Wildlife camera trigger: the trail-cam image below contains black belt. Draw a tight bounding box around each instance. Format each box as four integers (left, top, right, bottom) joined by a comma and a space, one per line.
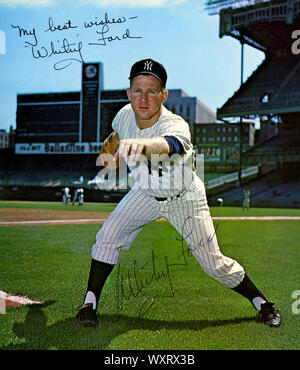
155, 188, 187, 202
155, 197, 170, 202
154, 175, 194, 202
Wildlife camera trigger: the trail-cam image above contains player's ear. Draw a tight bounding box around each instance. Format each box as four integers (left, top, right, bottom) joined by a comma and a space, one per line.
162, 89, 168, 104
127, 87, 132, 102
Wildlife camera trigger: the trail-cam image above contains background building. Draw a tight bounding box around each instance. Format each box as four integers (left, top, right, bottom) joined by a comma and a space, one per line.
193, 121, 255, 178
165, 89, 216, 133
0, 130, 9, 149
14, 62, 216, 155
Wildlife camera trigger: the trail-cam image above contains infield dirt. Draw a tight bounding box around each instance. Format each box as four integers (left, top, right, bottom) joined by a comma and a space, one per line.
0, 208, 110, 225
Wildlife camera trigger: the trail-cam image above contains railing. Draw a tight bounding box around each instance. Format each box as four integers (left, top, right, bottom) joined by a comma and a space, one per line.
220, 0, 300, 35
206, 0, 269, 16
205, 165, 259, 189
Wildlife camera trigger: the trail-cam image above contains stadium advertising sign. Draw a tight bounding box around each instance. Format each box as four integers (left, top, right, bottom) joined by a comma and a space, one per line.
196, 146, 221, 162
15, 142, 102, 154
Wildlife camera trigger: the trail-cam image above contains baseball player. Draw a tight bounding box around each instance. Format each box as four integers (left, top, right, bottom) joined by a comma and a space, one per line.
72, 188, 79, 206
76, 59, 281, 328
62, 187, 70, 205
78, 188, 84, 207
242, 188, 251, 210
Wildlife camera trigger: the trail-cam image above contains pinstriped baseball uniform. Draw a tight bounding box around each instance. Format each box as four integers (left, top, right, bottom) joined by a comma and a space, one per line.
112, 104, 195, 198
91, 104, 245, 288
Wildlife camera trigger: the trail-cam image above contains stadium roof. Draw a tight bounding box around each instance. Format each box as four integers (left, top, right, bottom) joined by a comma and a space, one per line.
205, 0, 271, 15
218, 0, 300, 52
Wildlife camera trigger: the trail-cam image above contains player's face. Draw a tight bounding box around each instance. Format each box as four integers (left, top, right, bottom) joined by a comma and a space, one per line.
127, 74, 168, 129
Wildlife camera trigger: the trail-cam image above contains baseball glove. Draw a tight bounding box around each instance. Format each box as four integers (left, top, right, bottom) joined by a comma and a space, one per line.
99, 131, 120, 169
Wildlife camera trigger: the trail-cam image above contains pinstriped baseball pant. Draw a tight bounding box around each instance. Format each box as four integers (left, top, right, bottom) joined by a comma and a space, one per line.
91, 177, 245, 288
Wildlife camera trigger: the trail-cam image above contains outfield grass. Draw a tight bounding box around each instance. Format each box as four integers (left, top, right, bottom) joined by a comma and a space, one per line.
0, 202, 299, 350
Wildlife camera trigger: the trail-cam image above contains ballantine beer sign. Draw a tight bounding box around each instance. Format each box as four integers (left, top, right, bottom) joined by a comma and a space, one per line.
15, 142, 102, 154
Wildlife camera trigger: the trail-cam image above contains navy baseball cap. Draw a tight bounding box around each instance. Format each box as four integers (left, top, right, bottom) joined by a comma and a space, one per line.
129, 58, 167, 87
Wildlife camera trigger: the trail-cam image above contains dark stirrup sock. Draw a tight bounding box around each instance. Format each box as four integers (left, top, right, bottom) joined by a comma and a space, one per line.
232, 274, 267, 309
84, 259, 114, 309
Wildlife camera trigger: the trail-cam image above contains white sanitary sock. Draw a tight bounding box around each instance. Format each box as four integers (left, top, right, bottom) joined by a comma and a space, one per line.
84, 291, 97, 309
252, 296, 266, 311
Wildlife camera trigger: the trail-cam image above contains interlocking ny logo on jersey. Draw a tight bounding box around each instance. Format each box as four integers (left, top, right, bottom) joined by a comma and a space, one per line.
144, 60, 153, 71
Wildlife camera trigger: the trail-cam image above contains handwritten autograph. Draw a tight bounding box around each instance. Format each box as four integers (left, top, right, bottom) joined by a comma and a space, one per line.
11, 14, 142, 70
89, 24, 142, 47
115, 217, 220, 317
116, 251, 174, 317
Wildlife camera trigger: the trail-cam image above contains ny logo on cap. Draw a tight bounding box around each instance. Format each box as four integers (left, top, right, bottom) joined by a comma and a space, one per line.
144, 60, 153, 71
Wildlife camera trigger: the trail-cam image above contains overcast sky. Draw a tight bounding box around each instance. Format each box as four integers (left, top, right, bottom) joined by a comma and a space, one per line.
0, 0, 265, 132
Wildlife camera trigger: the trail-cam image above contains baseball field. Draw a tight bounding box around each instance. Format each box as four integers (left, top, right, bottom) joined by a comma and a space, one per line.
0, 201, 299, 350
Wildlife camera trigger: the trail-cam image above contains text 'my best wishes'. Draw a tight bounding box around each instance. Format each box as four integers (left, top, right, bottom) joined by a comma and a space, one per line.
11, 13, 142, 70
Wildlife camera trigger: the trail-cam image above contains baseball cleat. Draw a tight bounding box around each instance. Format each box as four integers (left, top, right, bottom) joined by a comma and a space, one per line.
259, 302, 282, 327
76, 303, 98, 328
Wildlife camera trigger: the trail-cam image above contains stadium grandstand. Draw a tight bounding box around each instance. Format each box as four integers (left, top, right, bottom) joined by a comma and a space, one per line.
205, 0, 300, 208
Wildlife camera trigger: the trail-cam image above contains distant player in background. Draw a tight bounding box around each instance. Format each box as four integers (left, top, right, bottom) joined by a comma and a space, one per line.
62, 187, 71, 205
72, 188, 79, 206
78, 188, 84, 207
243, 189, 251, 210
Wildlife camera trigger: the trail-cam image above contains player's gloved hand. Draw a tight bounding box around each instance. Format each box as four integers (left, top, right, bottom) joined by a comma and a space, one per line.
99, 131, 120, 169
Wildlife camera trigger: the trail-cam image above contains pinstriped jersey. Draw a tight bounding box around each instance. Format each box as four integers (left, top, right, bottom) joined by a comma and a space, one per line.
112, 103, 196, 197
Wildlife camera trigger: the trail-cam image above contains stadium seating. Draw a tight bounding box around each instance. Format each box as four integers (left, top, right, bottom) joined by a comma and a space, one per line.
209, 166, 300, 208
218, 56, 300, 118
